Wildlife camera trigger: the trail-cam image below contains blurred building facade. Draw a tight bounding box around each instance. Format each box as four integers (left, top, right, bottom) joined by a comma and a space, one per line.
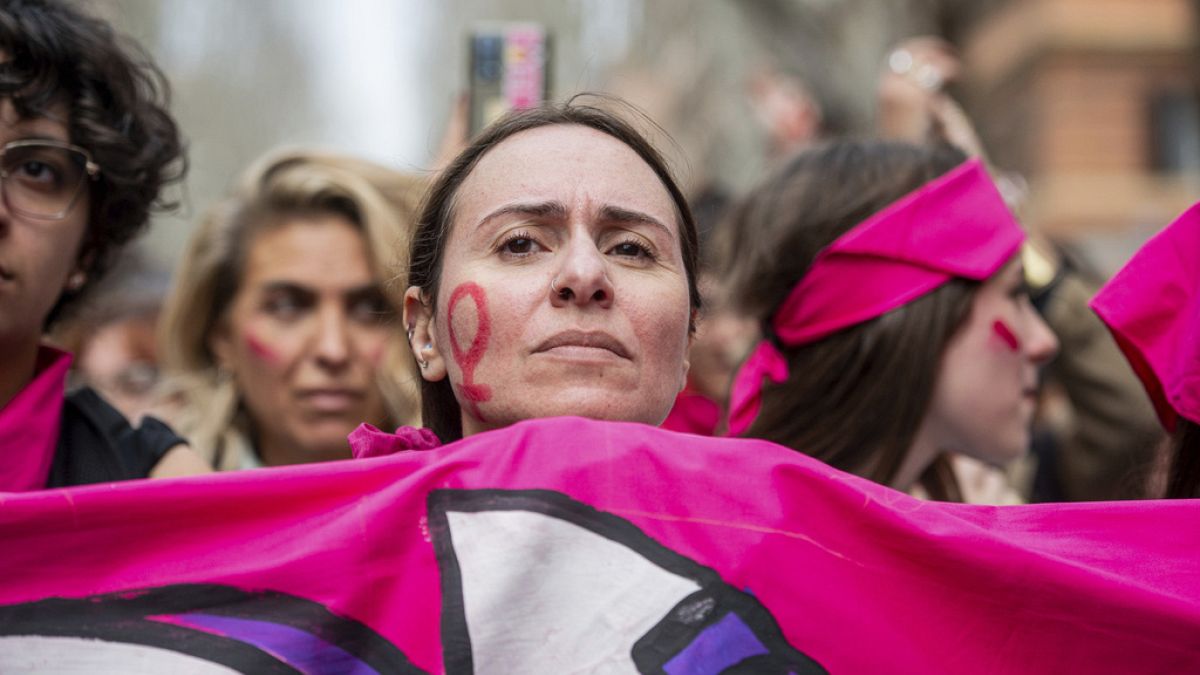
963, 0, 1200, 271
87, 0, 1199, 274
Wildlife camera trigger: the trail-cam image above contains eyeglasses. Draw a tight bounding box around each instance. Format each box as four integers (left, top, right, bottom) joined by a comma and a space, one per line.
0, 139, 100, 221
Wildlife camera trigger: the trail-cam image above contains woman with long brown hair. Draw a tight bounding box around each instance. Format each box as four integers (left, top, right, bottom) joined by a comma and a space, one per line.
720, 140, 1057, 500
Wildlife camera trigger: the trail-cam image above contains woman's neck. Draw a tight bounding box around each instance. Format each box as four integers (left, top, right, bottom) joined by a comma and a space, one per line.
890, 418, 942, 493
255, 430, 351, 467
0, 336, 42, 411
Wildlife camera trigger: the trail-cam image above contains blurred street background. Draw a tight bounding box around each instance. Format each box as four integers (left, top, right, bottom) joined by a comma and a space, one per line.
96, 0, 1200, 276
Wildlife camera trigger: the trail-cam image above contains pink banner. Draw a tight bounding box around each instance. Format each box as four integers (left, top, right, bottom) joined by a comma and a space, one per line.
1, 416, 1197, 673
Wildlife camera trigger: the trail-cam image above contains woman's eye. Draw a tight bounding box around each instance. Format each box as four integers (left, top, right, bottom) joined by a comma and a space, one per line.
1009, 282, 1033, 302
610, 239, 656, 261
505, 237, 534, 253
16, 160, 61, 186
498, 232, 543, 257
262, 294, 306, 320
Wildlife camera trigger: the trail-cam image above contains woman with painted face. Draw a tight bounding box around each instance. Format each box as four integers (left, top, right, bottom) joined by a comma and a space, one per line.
352, 98, 700, 452
720, 141, 1058, 501
0, 0, 210, 490
158, 150, 424, 470
1091, 202, 1200, 499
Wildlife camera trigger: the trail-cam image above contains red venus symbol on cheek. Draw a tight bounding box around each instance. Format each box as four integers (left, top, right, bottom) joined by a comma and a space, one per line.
447, 282, 493, 422
992, 319, 1020, 353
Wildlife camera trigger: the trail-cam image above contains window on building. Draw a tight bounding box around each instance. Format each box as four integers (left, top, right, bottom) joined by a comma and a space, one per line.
1149, 88, 1200, 173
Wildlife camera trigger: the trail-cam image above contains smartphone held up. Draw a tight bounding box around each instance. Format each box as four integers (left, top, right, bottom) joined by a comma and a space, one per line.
468, 23, 552, 136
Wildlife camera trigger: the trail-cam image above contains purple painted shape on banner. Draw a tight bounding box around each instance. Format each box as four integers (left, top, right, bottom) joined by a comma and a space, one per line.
663, 612, 768, 675
151, 612, 381, 675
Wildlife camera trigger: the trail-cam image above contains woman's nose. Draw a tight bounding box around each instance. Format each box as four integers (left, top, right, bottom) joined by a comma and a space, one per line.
549, 238, 614, 309
312, 308, 352, 370
1025, 311, 1059, 366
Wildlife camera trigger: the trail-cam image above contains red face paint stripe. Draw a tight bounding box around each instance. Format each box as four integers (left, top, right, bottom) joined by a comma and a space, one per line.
447, 282, 493, 421
992, 319, 1020, 352
245, 333, 280, 365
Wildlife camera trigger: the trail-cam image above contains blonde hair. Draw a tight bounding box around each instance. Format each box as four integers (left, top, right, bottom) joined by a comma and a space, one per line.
158, 149, 425, 469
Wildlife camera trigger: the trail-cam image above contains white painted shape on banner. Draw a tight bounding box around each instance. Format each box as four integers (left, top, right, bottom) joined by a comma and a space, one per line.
0, 635, 239, 675
447, 509, 701, 673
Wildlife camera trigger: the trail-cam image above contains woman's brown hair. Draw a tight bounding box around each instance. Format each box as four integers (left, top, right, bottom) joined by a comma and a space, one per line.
408, 96, 702, 443
719, 140, 974, 500
1165, 419, 1200, 498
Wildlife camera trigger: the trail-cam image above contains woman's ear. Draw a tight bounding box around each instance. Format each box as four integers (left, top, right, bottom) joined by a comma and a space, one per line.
404, 286, 448, 382
680, 311, 696, 393
63, 250, 96, 294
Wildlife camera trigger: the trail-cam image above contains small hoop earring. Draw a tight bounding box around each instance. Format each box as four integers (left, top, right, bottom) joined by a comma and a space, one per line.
418, 358, 429, 369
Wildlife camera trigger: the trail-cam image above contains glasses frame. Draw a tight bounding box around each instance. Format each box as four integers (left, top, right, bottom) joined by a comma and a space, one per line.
0, 139, 101, 221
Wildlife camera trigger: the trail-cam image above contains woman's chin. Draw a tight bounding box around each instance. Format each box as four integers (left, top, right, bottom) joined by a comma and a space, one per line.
475, 392, 674, 430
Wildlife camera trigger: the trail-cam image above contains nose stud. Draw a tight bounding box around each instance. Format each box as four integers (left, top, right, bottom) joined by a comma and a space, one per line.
550, 278, 572, 300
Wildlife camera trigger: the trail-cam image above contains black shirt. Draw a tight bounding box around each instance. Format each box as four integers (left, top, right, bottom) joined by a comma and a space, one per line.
45, 387, 185, 489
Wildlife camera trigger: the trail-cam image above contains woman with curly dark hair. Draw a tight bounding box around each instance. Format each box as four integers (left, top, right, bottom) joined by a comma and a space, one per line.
0, 0, 208, 489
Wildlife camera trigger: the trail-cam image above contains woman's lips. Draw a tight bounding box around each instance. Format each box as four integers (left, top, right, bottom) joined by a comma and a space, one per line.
296, 388, 364, 413
534, 330, 632, 360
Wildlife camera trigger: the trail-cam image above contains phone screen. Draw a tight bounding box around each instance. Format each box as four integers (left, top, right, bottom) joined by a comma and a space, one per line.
469, 23, 551, 136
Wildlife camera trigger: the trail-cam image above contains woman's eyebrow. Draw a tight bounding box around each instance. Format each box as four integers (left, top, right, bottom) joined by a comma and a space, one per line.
477, 200, 569, 228
598, 205, 670, 236
259, 281, 317, 298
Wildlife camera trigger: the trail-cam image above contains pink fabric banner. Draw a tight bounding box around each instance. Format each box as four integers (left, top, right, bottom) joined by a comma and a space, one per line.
0, 416, 1197, 673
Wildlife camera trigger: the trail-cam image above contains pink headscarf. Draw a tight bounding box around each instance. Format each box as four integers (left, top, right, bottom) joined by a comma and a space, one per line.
728, 158, 1025, 435
1090, 202, 1200, 432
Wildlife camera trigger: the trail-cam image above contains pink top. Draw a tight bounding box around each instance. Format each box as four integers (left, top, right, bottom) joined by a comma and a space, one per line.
1091, 201, 1200, 431
0, 346, 72, 491
661, 387, 722, 436
349, 423, 442, 458
729, 159, 1025, 435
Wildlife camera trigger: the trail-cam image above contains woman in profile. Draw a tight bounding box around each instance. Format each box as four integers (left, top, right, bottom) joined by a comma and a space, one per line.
159, 150, 424, 469
719, 140, 1057, 500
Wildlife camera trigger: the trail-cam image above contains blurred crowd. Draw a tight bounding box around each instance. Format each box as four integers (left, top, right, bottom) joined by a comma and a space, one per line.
3, 0, 1196, 506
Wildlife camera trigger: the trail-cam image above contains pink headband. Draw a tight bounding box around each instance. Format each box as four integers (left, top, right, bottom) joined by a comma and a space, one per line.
1090, 202, 1200, 432
728, 158, 1025, 435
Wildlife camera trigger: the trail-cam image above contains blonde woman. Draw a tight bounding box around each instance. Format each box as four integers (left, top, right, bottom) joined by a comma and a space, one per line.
159, 150, 423, 470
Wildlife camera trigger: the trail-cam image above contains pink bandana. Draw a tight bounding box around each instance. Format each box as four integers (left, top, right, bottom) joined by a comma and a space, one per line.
0, 346, 72, 491
1090, 202, 1200, 431
728, 159, 1025, 435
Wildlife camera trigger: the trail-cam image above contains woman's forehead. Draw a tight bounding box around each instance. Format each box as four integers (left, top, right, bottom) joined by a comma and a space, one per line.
455, 124, 678, 224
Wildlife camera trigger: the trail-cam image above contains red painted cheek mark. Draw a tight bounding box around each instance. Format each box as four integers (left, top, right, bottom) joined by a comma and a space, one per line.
992, 319, 1020, 353
448, 282, 493, 422
365, 343, 387, 368
244, 332, 282, 365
